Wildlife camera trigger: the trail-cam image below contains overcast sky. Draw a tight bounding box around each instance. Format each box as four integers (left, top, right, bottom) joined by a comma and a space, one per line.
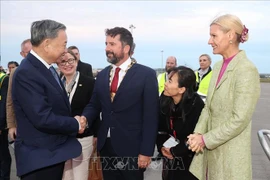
1, 1, 270, 73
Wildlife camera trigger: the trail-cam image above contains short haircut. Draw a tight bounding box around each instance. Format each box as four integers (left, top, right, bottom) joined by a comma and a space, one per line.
8, 61, 19, 67
68, 46, 79, 52
21, 39, 31, 48
167, 56, 177, 64
105, 27, 133, 55
30, 19, 66, 46
131, 43, 136, 53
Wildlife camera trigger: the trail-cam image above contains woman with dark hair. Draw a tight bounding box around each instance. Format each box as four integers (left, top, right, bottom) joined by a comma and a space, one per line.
156, 66, 204, 180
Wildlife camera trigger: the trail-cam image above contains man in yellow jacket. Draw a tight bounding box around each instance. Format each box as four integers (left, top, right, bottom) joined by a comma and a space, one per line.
157, 56, 177, 95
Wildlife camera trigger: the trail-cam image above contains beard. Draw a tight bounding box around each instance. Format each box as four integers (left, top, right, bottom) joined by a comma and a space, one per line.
106, 51, 124, 65
165, 66, 172, 73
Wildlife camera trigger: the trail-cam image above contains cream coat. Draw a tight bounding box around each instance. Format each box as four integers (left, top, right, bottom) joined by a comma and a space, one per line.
189, 51, 260, 180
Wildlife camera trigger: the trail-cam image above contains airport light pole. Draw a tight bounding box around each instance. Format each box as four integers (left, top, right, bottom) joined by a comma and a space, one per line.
161, 50, 164, 69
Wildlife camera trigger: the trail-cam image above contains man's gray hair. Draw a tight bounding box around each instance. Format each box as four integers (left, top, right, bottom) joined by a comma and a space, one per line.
21, 39, 31, 47
30, 19, 66, 46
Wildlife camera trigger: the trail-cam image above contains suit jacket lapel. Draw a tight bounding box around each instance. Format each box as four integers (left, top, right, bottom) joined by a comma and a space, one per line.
207, 61, 221, 104
216, 70, 228, 89
216, 53, 242, 89
71, 75, 83, 106
113, 64, 138, 101
28, 54, 70, 109
104, 66, 112, 104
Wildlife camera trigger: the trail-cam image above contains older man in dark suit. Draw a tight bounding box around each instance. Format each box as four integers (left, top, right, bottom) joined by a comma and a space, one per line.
81, 27, 159, 180
12, 19, 87, 180
7, 39, 32, 142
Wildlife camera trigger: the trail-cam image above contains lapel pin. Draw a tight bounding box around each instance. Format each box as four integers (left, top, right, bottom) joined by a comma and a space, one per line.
79, 84, 82, 86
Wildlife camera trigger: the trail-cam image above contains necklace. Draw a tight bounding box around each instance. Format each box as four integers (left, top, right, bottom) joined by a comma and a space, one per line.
62, 71, 78, 97
109, 59, 137, 102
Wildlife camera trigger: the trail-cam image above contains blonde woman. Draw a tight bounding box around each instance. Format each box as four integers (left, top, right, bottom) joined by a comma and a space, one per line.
188, 14, 260, 180
58, 50, 98, 180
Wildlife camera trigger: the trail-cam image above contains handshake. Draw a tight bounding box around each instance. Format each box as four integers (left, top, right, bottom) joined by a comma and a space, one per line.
74, 116, 88, 134
186, 133, 205, 153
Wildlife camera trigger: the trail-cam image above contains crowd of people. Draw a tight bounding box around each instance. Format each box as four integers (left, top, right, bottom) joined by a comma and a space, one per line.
0, 13, 260, 180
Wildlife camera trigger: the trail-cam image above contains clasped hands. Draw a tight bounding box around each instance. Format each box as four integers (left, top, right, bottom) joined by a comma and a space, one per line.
187, 133, 205, 153
74, 115, 88, 134
138, 154, 151, 169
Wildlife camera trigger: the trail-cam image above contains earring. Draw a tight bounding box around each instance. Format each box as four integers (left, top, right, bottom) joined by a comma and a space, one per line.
229, 40, 232, 44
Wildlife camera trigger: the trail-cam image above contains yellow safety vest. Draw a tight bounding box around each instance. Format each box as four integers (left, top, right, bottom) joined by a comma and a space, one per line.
195, 70, 212, 97
157, 72, 166, 95
0, 72, 7, 100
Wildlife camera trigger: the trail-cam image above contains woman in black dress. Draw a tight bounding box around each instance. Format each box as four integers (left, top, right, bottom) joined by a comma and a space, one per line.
156, 66, 204, 180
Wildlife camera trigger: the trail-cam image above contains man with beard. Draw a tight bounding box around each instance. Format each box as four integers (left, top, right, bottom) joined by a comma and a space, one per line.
81, 27, 159, 180
157, 56, 177, 95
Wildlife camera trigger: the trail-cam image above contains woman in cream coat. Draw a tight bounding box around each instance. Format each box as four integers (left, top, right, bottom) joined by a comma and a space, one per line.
187, 14, 260, 180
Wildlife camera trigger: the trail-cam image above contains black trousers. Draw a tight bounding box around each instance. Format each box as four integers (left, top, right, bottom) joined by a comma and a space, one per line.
100, 138, 144, 180
20, 162, 65, 180
0, 129, 11, 180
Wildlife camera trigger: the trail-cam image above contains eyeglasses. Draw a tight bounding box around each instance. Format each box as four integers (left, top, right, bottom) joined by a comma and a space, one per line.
59, 58, 75, 66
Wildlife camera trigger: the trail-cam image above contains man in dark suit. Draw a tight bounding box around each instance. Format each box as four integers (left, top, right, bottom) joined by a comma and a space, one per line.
12, 19, 87, 180
68, 46, 93, 78
81, 27, 159, 180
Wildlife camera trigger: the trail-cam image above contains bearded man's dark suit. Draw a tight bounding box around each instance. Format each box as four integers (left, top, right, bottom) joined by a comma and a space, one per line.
82, 62, 159, 180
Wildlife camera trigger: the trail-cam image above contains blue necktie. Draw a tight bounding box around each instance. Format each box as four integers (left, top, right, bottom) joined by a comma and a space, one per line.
49, 66, 62, 89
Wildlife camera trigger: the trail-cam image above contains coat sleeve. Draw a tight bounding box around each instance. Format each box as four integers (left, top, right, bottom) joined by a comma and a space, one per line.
82, 78, 102, 129
193, 104, 210, 134
0, 76, 9, 130
6, 68, 17, 128
203, 65, 260, 150
87, 64, 93, 78
86, 77, 100, 137
171, 98, 205, 157
156, 109, 169, 153
140, 70, 159, 156
193, 63, 218, 135
13, 69, 79, 135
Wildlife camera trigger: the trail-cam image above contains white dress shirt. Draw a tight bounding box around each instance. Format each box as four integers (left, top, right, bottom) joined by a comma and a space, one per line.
107, 57, 132, 137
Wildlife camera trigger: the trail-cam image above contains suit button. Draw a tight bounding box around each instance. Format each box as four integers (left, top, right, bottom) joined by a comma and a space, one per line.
110, 111, 114, 115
